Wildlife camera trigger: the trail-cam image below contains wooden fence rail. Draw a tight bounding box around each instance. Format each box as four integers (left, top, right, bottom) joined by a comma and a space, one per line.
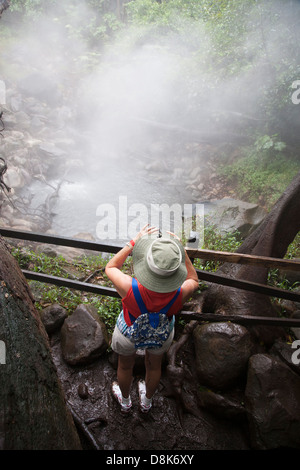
1, 228, 300, 326
186, 247, 300, 271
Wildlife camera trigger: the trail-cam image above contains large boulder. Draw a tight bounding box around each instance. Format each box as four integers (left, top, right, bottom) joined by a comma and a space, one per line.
202, 198, 267, 237
193, 322, 255, 390
40, 303, 67, 334
245, 354, 300, 449
61, 304, 109, 365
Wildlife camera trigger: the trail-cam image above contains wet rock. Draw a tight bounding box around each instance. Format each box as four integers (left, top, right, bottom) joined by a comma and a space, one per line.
36, 244, 58, 258
0, 217, 9, 227
38, 142, 66, 158
35, 243, 85, 262
11, 148, 29, 167
291, 310, 300, 340
10, 218, 37, 232
197, 388, 246, 421
17, 72, 61, 105
245, 354, 300, 449
193, 322, 255, 390
15, 111, 31, 130
31, 115, 44, 130
61, 304, 109, 366
40, 303, 67, 334
0, 203, 14, 224
3, 166, 25, 189
9, 95, 23, 112
77, 383, 89, 399
197, 198, 267, 237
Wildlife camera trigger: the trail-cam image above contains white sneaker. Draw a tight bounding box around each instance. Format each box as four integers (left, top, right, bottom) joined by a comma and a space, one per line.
138, 380, 152, 413
111, 381, 132, 413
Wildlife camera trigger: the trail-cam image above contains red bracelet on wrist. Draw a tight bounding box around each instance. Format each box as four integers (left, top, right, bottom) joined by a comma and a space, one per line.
130, 240, 135, 247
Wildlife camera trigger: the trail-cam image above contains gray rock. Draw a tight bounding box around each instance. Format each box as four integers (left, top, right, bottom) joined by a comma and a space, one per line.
18, 72, 61, 105
197, 388, 246, 421
77, 383, 89, 399
15, 111, 31, 129
193, 322, 255, 389
3, 166, 25, 189
61, 304, 109, 365
245, 354, 300, 449
38, 142, 66, 158
36, 244, 58, 258
40, 303, 67, 334
10, 95, 23, 112
199, 198, 267, 237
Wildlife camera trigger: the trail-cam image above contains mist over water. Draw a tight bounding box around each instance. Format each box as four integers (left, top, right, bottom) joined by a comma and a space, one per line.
1, 0, 299, 242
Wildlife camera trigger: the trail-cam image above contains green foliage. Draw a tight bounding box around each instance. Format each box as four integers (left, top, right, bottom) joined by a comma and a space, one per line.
11, 247, 127, 335
9, 0, 122, 46
285, 232, 300, 260
218, 135, 299, 207
194, 226, 242, 273
9, 0, 58, 16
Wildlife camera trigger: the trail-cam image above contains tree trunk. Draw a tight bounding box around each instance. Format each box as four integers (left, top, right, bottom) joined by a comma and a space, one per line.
0, 237, 82, 450
198, 170, 300, 345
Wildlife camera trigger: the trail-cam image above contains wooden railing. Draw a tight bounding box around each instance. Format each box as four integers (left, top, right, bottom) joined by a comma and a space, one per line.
1, 227, 300, 327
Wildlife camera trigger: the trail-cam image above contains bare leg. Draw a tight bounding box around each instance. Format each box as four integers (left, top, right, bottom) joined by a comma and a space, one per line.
117, 353, 136, 398
144, 351, 164, 399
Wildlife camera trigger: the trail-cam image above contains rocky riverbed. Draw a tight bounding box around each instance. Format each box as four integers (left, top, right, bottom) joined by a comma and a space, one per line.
0, 66, 269, 240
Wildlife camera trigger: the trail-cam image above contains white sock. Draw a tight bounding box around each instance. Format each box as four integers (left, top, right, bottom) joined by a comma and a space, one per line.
122, 395, 131, 405
142, 394, 152, 406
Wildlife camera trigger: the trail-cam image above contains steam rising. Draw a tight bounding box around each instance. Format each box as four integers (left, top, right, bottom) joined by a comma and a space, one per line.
1, 0, 299, 239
